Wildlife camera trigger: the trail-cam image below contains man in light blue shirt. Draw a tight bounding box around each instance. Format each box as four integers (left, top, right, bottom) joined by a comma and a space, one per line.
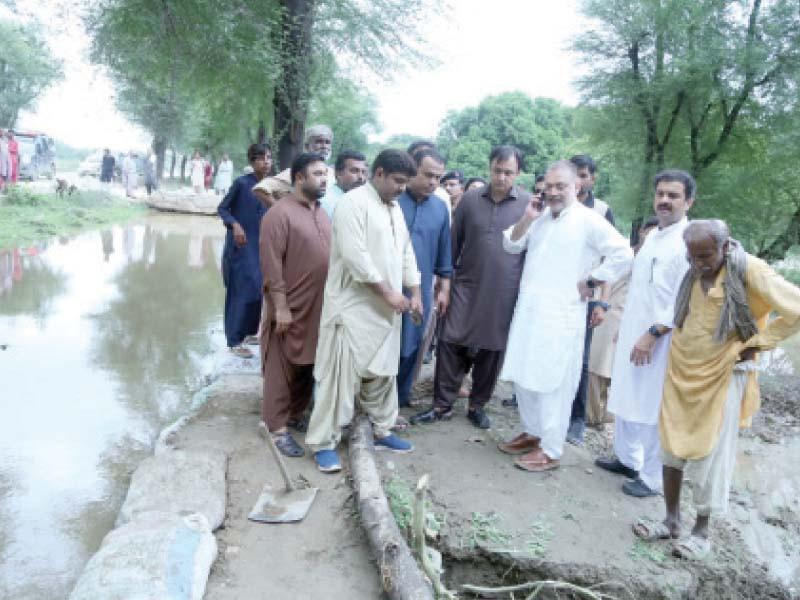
320, 150, 368, 218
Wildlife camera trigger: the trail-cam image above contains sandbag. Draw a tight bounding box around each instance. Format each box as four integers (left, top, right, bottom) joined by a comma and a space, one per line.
70, 511, 217, 600
117, 449, 226, 530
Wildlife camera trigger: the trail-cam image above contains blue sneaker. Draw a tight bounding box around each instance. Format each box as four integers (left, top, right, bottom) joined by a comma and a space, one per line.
375, 433, 413, 454
313, 449, 341, 473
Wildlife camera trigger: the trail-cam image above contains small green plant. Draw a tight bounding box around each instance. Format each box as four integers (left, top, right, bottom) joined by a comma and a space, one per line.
526, 519, 554, 557
628, 538, 668, 564
463, 511, 512, 549
385, 476, 414, 531
3, 186, 45, 206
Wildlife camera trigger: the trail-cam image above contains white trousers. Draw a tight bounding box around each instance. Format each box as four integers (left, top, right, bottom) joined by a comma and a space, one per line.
661, 366, 749, 516
515, 347, 582, 460
613, 417, 662, 492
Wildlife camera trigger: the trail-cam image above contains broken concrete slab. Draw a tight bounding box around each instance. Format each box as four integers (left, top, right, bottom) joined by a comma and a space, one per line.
117, 449, 228, 531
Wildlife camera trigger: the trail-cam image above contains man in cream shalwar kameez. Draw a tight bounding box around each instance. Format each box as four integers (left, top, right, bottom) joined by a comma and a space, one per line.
498, 161, 633, 472
599, 171, 694, 497
306, 150, 421, 473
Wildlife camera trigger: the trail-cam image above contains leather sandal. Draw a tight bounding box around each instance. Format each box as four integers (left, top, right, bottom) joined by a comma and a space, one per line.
514, 449, 559, 472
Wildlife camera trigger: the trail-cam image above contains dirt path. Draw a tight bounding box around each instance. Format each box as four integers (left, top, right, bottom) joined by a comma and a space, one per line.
167, 359, 799, 599
164, 374, 384, 600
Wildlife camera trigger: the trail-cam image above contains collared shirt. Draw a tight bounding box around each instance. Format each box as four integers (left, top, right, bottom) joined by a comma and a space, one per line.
314, 182, 421, 378
500, 200, 633, 392
661, 256, 800, 460
440, 184, 530, 350
259, 194, 331, 364
320, 183, 344, 219
607, 217, 690, 424
397, 190, 453, 357
583, 190, 615, 226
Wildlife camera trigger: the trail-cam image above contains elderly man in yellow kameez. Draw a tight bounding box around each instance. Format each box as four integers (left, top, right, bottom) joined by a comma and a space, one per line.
633, 219, 800, 560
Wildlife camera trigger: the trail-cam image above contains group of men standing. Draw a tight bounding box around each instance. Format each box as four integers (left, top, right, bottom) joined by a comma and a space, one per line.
216, 125, 800, 560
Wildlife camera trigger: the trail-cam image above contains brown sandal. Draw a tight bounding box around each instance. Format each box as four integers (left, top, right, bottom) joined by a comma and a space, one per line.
514, 449, 559, 472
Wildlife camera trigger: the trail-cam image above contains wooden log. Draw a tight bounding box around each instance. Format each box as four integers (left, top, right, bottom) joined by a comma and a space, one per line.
348, 416, 434, 600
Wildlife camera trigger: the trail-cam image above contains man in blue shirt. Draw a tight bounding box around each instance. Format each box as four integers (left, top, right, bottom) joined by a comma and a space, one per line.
319, 149, 368, 219
396, 148, 453, 406
217, 143, 271, 358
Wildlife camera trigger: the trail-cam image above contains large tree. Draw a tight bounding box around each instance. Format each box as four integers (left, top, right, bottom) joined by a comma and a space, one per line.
574, 0, 800, 223
0, 19, 62, 128
436, 92, 574, 177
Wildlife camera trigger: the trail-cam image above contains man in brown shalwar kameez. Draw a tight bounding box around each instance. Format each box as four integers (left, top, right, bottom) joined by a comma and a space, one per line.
412, 146, 531, 429
259, 152, 332, 457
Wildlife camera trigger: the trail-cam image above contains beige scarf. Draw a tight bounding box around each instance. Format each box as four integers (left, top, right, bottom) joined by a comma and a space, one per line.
674, 239, 759, 343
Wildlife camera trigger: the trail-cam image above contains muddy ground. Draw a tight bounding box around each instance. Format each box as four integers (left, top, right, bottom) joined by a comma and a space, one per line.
173, 362, 799, 599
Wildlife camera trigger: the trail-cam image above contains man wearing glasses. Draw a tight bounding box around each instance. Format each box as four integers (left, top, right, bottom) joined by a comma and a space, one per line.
497, 160, 632, 472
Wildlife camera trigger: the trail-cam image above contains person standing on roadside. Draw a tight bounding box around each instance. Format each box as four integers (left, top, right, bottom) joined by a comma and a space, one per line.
215, 153, 234, 196
497, 160, 632, 472
597, 170, 695, 497
217, 143, 272, 358
259, 153, 332, 457
100, 149, 116, 183
306, 149, 422, 473
7, 131, 19, 184
634, 219, 800, 560
412, 146, 530, 430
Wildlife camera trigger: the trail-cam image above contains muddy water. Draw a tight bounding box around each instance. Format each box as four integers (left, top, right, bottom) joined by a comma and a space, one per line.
0, 214, 227, 599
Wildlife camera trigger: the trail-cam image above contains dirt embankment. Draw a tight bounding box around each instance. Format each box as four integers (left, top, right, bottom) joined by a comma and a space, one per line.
172, 362, 799, 599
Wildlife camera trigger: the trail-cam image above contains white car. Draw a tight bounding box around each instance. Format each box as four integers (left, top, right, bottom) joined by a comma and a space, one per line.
78, 152, 103, 177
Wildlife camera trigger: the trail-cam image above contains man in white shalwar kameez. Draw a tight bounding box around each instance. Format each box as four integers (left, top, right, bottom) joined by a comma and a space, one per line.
498, 160, 633, 472
306, 149, 422, 473
597, 170, 694, 496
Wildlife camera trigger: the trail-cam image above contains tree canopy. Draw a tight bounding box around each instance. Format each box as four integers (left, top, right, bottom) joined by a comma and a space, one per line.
0, 18, 62, 128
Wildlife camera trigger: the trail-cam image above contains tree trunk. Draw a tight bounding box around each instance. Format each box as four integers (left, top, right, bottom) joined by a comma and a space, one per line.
153, 137, 167, 183
169, 147, 176, 179
273, 0, 316, 170
180, 154, 187, 182
757, 203, 800, 262
348, 416, 435, 600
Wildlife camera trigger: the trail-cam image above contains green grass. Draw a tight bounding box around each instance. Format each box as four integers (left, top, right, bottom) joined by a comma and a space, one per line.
526, 519, 555, 557
628, 538, 669, 564
385, 476, 415, 532
0, 186, 145, 250
462, 512, 512, 550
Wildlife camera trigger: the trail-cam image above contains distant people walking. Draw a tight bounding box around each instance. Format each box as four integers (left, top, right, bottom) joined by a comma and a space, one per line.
0, 130, 10, 190
189, 151, 205, 194
143, 151, 157, 196
7, 131, 18, 184
215, 153, 234, 196
121, 151, 137, 198
204, 159, 213, 190
100, 149, 116, 183
217, 143, 272, 358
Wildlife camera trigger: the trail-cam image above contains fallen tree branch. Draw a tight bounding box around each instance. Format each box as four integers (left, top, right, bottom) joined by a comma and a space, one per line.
461, 580, 620, 599
348, 415, 434, 600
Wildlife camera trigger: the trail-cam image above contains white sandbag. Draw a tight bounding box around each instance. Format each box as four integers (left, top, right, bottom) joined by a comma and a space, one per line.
117, 449, 227, 530
70, 512, 217, 600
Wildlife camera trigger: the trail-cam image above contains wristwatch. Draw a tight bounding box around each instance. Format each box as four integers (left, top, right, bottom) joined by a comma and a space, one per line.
597, 301, 610, 311
648, 325, 663, 338
586, 278, 597, 289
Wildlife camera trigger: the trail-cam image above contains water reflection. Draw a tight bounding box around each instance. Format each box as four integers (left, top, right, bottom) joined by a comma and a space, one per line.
0, 214, 226, 599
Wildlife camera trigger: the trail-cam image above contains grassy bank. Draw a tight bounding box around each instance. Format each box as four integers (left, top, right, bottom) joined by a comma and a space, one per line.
0, 186, 146, 250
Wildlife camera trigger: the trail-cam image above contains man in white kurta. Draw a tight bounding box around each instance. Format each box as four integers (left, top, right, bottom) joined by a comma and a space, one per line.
599, 171, 694, 496
306, 149, 422, 473
498, 161, 633, 472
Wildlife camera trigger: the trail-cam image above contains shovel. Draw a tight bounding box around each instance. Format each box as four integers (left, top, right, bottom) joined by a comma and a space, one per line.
248, 431, 318, 523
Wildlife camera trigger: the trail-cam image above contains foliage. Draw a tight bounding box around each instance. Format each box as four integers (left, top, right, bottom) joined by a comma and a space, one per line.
0, 18, 63, 128
0, 188, 144, 250
573, 0, 800, 257
436, 92, 574, 178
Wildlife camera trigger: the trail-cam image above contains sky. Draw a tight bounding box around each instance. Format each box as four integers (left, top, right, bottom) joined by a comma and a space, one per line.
12, 0, 592, 150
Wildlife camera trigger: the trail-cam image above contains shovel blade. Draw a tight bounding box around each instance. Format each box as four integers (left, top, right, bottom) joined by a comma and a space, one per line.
248, 484, 318, 523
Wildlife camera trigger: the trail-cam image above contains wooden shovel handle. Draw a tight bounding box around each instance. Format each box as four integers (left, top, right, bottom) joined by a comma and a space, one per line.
264, 431, 297, 492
